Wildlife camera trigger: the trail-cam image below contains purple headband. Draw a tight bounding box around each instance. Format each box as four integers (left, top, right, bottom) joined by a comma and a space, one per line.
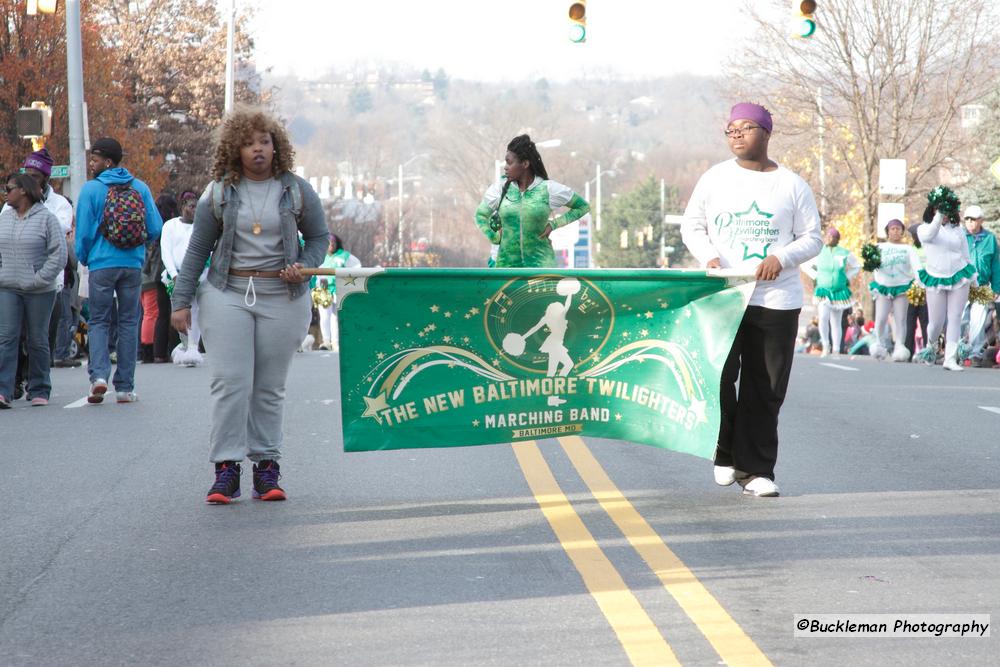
885, 218, 904, 230
729, 103, 773, 133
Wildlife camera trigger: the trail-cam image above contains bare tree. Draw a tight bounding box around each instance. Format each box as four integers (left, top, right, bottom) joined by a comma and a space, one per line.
736, 0, 1000, 235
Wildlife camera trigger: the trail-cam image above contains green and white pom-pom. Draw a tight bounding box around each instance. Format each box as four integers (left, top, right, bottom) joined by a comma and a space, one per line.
927, 185, 962, 225
861, 242, 881, 272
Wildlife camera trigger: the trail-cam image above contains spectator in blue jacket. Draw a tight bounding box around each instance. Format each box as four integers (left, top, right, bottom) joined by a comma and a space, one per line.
74, 137, 163, 404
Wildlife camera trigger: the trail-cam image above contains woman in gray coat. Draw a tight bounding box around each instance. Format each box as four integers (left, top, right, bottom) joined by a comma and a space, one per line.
0, 173, 68, 407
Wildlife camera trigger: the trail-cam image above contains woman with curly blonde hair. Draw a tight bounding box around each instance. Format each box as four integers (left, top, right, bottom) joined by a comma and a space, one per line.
170, 108, 329, 504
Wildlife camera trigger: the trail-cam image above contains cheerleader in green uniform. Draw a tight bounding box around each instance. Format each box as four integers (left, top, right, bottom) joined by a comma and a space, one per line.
475, 135, 590, 268
804, 227, 860, 356
869, 219, 922, 361
915, 203, 977, 370
314, 234, 360, 351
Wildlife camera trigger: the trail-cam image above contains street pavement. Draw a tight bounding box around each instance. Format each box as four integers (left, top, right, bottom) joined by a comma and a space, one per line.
1, 350, 997, 666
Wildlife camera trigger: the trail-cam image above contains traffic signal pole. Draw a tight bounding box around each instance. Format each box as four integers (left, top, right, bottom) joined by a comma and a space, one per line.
65, 0, 86, 203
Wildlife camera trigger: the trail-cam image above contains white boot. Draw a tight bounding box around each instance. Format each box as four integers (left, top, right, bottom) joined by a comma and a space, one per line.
891, 344, 911, 362
943, 342, 963, 371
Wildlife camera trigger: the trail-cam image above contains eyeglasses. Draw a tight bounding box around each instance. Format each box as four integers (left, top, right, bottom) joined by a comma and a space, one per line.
964, 217, 982, 221
724, 124, 764, 138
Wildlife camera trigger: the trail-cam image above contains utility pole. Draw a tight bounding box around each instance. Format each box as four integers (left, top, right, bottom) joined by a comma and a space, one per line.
398, 163, 404, 265
595, 164, 602, 232
584, 181, 592, 268
224, 0, 236, 113
659, 178, 666, 266
65, 0, 86, 203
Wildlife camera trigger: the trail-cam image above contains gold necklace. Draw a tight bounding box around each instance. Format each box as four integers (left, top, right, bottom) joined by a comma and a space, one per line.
243, 179, 273, 235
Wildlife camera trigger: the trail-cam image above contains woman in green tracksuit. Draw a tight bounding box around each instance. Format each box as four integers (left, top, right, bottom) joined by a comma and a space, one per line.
475, 135, 590, 268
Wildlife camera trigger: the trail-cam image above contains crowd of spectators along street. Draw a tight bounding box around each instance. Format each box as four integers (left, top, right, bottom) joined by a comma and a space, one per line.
0, 132, 360, 412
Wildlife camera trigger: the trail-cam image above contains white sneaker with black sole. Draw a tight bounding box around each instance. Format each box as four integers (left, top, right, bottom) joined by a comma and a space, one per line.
742, 477, 780, 497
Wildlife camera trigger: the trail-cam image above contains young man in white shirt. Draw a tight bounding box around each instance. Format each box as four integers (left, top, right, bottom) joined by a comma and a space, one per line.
682, 103, 822, 497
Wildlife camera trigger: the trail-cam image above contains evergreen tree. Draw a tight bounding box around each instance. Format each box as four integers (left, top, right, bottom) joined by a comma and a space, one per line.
595, 175, 689, 268
959, 94, 1000, 237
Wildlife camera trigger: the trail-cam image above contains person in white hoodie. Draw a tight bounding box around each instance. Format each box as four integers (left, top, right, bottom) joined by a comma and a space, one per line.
869, 218, 923, 361
915, 202, 976, 370
682, 102, 822, 498
160, 192, 205, 366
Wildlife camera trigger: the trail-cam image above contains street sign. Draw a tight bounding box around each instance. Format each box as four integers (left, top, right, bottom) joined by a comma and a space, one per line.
51, 165, 69, 179
877, 202, 905, 238
879, 159, 907, 196
991, 157, 1000, 184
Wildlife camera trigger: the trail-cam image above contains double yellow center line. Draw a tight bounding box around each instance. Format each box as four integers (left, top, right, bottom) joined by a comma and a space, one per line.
513, 436, 772, 667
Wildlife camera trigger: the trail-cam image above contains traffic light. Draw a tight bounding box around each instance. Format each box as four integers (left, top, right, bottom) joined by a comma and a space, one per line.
795, 1, 817, 38
568, 1, 586, 43
16, 102, 52, 138
26, 0, 58, 15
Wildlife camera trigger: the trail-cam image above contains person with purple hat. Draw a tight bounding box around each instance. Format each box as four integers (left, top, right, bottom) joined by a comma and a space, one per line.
1, 148, 78, 387
804, 226, 860, 357
682, 102, 822, 498
869, 218, 922, 361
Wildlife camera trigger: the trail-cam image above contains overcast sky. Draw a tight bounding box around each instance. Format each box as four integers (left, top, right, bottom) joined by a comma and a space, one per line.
249, 0, 749, 81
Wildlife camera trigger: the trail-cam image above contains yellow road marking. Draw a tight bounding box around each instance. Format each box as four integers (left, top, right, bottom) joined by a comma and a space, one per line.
559, 436, 773, 667
512, 441, 680, 667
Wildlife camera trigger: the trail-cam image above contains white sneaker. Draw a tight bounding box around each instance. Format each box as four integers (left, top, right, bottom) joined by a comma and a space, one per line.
713, 465, 736, 486
891, 345, 911, 362
742, 477, 780, 497
943, 342, 963, 371
116, 391, 139, 403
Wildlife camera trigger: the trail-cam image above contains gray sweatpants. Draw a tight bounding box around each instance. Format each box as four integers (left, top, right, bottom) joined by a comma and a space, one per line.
197, 277, 311, 463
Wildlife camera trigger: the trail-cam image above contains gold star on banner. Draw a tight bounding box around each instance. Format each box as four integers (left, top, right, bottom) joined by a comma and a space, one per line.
622, 331, 630, 338
472, 419, 480, 427
366, 376, 373, 383
645, 311, 654, 319
640, 329, 649, 337
362, 392, 389, 424
393, 343, 401, 349
614, 413, 622, 421
418, 332, 426, 338
491, 359, 500, 367
428, 324, 437, 331
444, 311, 452, 318
430, 305, 440, 313
376, 352, 385, 360
464, 314, 471, 319
470, 307, 480, 315
443, 335, 452, 343
343, 276, 358, 287
462, 337, 470, 344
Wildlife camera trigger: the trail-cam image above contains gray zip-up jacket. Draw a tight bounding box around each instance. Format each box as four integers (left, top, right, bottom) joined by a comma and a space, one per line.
0, 202, 68, 294
170, 171, 328, 311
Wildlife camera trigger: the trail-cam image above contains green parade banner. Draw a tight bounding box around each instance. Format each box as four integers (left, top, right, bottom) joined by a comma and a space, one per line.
336, 268, 754, 459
